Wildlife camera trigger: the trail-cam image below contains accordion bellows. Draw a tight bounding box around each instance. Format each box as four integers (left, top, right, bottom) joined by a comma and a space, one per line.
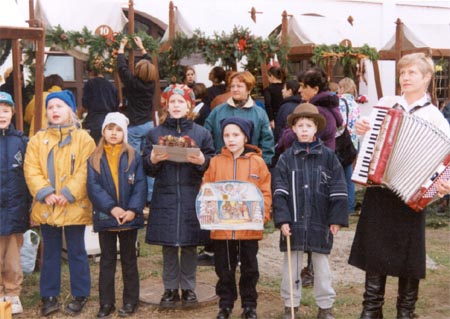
352, 106, 450, 212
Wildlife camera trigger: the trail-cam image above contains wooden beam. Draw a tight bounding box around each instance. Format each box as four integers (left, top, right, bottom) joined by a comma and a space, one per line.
394, 18, 403, 95
288, 45, 314, 56
33, 29, 45, 134
12, 40, 23, 131
281, 11, 288, 47
0, 26, 44, 40
169, 1, 175, 45
128, 0, 135, 72
372, 60, 383, 100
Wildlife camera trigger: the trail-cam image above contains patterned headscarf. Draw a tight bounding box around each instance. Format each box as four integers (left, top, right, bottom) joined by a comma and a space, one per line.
160, 84, 195, 109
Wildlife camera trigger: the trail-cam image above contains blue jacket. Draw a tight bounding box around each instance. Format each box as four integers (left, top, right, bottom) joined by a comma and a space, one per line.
143, 117, 215, 246
272, 140, 348, 254
0, 125, 30, 235
87, 150, 146, 232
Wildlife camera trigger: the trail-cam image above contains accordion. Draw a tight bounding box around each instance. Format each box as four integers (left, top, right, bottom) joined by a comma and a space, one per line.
352, 106, 450, 212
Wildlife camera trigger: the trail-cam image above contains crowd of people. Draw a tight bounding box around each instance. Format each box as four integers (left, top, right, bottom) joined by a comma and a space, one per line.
0, 50, 449, 319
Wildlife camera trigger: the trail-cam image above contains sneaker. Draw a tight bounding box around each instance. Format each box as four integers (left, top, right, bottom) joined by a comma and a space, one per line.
41, 296, 60, 317
317, 307, 335, 319
5, 296, 23, 314
64, 296, 88, 315
197, 251, 215, 266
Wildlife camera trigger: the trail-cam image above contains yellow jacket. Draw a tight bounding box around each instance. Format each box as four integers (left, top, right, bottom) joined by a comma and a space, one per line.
24, 124, 95, 226
24, 85, 62, 136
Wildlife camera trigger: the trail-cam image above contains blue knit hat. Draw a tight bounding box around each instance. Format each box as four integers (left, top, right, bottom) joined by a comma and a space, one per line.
220, 117, 254, 142
45, 90, 77, 113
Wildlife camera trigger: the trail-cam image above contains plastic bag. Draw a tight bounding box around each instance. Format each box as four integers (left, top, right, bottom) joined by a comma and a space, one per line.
20, 230, 40, 274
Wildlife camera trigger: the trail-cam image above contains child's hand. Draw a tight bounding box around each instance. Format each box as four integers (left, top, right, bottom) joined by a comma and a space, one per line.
436, 179, 450, 198
111, 207, 126, 224
44, 193, 59, 205
56, 194, 69, 206
330, 224, 340, 236
150, 149, 169, 164
121, 210, 136, 223
281, 223, 291, 237
186, 152, 205, 165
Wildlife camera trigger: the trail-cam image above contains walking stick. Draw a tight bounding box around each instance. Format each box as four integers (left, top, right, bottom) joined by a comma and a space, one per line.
286, 234, 295, 318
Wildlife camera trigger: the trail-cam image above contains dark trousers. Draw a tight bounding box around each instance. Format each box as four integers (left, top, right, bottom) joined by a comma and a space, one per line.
40, 224, 90, 297
214, 239, 259, 309
98, 229, 139, 306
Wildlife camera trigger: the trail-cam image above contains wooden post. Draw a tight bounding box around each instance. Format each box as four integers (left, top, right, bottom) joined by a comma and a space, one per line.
281, 11, 288, 46
169, 1, 175, 46
152, 54, 162, 126
372, 60, 383, 100
394, 18, 403, 95
33, 28, 45, 134
12, 40, 23, 131
128, 0, 135, 72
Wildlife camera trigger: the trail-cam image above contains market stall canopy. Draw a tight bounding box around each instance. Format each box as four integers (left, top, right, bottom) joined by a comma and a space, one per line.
283, 14, 365, 48
1, 0, 28, 27
379, 22, 450, 58
34, 0, 128, 32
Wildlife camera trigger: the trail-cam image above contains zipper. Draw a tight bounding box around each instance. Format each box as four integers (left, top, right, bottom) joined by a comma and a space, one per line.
70, 153, 75, 175
231, 156, 238, 240
176, 163, 181, 245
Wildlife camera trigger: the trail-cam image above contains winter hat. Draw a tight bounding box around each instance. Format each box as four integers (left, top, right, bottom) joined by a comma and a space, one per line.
220, 117, 254, 142
0, 91, 14, 109
45, 90, 77, 113
287, 103, 326, 133
102, 112, 130, 143
160, 84, 195, 108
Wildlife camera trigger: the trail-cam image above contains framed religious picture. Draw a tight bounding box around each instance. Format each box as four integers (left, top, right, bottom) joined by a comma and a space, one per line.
196, 181, 264, 230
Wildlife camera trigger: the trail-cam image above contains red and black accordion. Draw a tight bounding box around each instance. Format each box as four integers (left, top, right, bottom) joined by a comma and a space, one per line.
352, 106, 450, 212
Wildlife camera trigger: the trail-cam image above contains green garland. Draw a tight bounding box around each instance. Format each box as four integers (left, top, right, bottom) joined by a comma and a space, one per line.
312, 44, 378, 79
159, 26, 289, 83
45, 25, 159, 74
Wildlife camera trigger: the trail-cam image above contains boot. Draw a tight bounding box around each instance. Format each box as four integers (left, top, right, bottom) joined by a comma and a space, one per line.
396, 277, 419, 319
359, 273, 386, 319
281, 306, 298, 319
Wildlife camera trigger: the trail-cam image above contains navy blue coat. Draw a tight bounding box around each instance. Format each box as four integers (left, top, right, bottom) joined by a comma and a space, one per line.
274, 95, 302, 143
272, 140, 348, 254
87, 150, 146, 232
0, 125, 30, 235
143, 118, 215, 246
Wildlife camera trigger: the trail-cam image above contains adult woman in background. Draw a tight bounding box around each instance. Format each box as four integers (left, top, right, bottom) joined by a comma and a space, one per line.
337, 77, 361, 215
349, 53, 450, 319
183, 66, 196, 88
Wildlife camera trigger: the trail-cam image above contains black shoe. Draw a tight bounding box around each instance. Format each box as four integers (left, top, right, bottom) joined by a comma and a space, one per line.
216, 307, 232, 319
181, 289, 198, 307
64, 296, 88, 315
118, 303, 137, 317
159, 289, 180, 308
241, 307, 257, 319
41, 296, 60, 317
97, 304, 115, 318
197, 252, 215, 266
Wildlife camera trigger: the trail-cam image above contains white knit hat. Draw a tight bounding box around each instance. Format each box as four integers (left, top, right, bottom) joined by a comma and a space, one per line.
102, 112, 130, 143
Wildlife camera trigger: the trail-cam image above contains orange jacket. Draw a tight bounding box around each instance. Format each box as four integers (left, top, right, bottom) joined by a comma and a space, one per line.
202, 145, 272, 240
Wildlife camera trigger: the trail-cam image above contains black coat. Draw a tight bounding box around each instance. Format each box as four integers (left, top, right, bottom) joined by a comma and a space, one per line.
272, 140, 348, 254
143, 118, 215, 246
0, 126, 30, 235
117, 53, 155, 126
274, 95, 302, 142
349, 187, 426, 279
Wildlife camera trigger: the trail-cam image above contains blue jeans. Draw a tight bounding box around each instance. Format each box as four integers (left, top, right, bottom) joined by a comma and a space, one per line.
40, 224, 90, 297
344, 164, 355, 213
128, 121, 154, 203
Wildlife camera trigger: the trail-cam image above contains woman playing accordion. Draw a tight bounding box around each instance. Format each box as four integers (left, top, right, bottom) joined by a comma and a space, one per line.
348, 53, 450, 319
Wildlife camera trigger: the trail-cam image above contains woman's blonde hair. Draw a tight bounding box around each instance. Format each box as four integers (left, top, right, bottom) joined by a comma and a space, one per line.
135, 59, 156, 83
338, 77, 358, 97
89, 135, 135, 174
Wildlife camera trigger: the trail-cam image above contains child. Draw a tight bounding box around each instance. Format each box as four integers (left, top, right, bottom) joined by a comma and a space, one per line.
24, 90, 96, 317
272, 103, 348, 319
143, 84, 215, 308
0, 92, 30, 314
202, 117, 272, 319
87, 112, 146, 317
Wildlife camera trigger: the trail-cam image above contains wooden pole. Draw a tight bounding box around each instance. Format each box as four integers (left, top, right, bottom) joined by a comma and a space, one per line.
394, 18, 403, 95
128, 0, 135, 72
33, 28, 45, 134
372, 60, 383, 100
12, 40, 23, 131
169, 1, 175, 46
